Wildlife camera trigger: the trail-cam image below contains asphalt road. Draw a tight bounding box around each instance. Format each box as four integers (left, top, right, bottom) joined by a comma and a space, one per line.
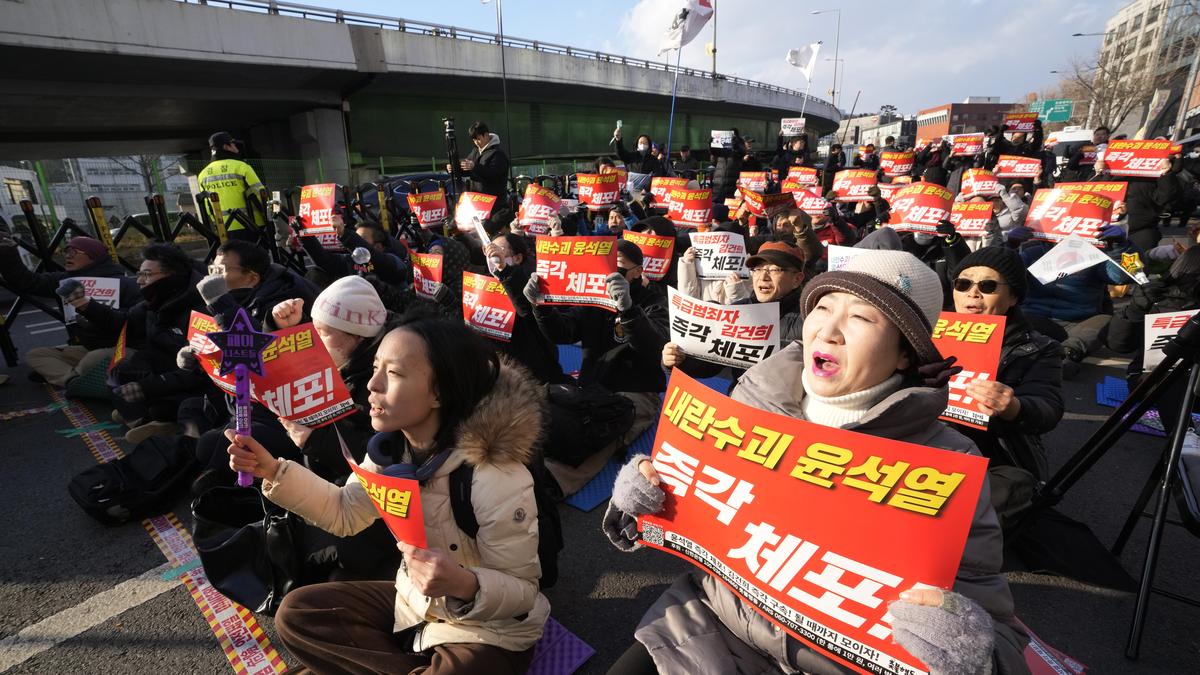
1, 293, 1198, 674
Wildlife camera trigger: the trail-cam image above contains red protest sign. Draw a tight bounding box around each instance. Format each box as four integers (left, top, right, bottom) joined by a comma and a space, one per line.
1101, 139, 1172, 177
1026, 187, 1114, 244
1076, 144, 1098, 166
951, 133, 984, 156
533, 236, 618, 311
960, 169, 1001, 199
188, 312, 356, 428
622, 229, 675, 282
407, 190, 449, 230
667, 188, 713, 229
298, 183, 338, 235
887, 183, 953, 234
410, 252, 444, 300
518, 184, 561, 235
108, 322, 128, 374
454, 192, 497, 231
1054, 181, 1127, 212
737, 187, 793, 219
994, 155, 1041, 179
787, 166, 819, 187
737, 171, 769, 193
650, 177, 689, 210
879, 151, 915, 178
1004, 112, 1039, 134
640, 370, 988, 675
340, 440, 427, 548
877, 182, 906, 205
932, 312, 1007, 431
792, 189, 829, 216
612, 166, 628, 191
950, 202, 994, 238
577, 173, 620, 211
831, 169, 877, 202
462, 271, 516, 342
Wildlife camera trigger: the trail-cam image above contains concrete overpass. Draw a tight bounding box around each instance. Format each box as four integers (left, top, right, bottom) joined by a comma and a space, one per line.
0, 0, 840, 184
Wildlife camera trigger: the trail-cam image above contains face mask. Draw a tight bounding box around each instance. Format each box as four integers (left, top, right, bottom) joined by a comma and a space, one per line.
637, 143, 649, 153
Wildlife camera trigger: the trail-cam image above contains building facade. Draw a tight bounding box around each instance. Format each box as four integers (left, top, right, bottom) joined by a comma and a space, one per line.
916, 98, 1017, 140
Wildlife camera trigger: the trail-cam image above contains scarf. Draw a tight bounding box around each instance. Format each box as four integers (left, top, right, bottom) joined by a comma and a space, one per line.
800, 372, 904, 429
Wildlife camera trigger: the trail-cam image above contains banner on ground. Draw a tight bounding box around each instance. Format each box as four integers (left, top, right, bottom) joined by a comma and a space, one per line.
622, 230, 675, 282
1003, 112, 1039, 134
1026, 188, 1114, 243
1144, 310, 1200, 370
667, 188, 714, 229
738, 188, 794, 220
1026, 234, 1115, 284
462, 271, 516, 342
781, 118, 807, 135
651, 176, 689, 210
454, 192, 497, 232
831, 169, 877, 202
737, 172, 769, 193
577, 173, 620, 211
787, 166, 819, 187
667, 288, 779, 369
994, 155, 1042, 179
339, 434, 427, 548
879, 151, 915, 178
62, 276, 121, 323
518, 185, 561, 235
792, 189, 830, 216
1101, 140, 1172, 178
887, 183, 953, 234
688, 231, 749, 279
297, 183, 338, 236
931, 312, 1006, 430
959, 169, 1001, 199
407, 190, 449, 229
711, 130, 734, 149
410, 252, 444, 300
188, 312, 356, 428
949, 202, 994, 238
951, 133, 984, 156
639, 370, 988, 675
533, 236, 618, 311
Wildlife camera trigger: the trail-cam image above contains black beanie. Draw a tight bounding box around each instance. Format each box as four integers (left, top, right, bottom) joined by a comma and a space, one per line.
953, 246, 1029, 300
616, 239, 644, 267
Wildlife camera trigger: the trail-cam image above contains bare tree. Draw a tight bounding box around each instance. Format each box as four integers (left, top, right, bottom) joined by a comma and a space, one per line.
106, 155, 184, 194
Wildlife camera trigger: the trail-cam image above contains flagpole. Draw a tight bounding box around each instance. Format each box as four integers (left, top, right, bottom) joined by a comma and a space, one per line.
799, 79, 812, 118
666, 47, 682, 159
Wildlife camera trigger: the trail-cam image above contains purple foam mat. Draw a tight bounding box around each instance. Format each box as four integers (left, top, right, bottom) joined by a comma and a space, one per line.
527, 617, 595, 675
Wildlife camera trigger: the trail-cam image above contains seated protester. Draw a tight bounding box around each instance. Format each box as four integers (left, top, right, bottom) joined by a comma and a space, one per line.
901, 221, 973, 302
604, 204, 638, 238
523, 240, 669, 494
627, 215, 683, 292
809, 198, 858, 267
426, 235, 469, 306
852, 142, 880, 171
225, 317, 548, 674
913, 138, 951, 178
300, 212, 410, 290
1108, 244, 1200, 383
1103, 153, 1184, 251
199, 239, 319, 331
771, 208, 827, 276
834, 185, 891, 232
663, 241, 807, 384
604, 250, 1029, 675
950, 247, 1064, 481
0, 235, 141, 386
1019, 226, 1135, 378
962, 184, 1027, 250
63, 243, 209, 444
771, 131, 811, 181
483, 233, 568, 384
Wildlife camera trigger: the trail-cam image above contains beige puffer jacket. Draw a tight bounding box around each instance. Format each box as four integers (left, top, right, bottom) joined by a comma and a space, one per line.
261, 357, 550, 652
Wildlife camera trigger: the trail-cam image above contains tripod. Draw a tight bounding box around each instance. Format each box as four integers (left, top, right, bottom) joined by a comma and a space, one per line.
1026, 313, 1200, 659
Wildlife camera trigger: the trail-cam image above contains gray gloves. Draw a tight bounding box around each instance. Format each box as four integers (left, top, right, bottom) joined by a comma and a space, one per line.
55, 278, 84, 300
606, 272, 633, 312
176, 346, 200, 371
601, 455, 665, 553
889, 591, 995, 675
523, 272, 545, 306
197, 274, 229, 306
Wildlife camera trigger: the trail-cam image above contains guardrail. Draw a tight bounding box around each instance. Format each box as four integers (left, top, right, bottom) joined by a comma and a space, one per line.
180, 0, 836, 113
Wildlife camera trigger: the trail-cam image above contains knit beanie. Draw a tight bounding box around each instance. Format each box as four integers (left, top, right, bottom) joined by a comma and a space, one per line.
311, 276, 386, 338
800, 249, 944, 365
67, 237, 108, 263
616, 239, 645, 267
952, 246, 1029, 300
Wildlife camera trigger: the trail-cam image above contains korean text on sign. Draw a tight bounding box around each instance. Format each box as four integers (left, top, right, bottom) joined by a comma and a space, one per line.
622, 230, 675, 282
462, 271, 517, 342
1026, 187, 1114, 243
667, 287, 780, 369
830, 170, 877, 202
454, 191, 498, 232
411, 252, 444, 301
688, 231, 749, 279
577, 173, 620, 210
959, 169, 1000, 199
738, 188, 794, 220
1143, 309, 1200, 370
879, 151, 914, 178
639, 370, 987, 675
407, 190, 449, 229
1003, 112, 1039, 133
931, 312, 1006, 431
792, 189, 829, 216
951, 134, 984, 157
667, 188, 713, 229
650, 176, 689, 210
787, 166, 819, 187
339, 435, 427, 548
533, 235, 619, 311
62, 276, 121, 323
518, 184, 561, 235
949, 202, 993, 238
737, 172, 769, 193
887, 183, 953, 234
298, 183, 338, 235
993, 155, 1041, 179
1101, 140, 1172, 178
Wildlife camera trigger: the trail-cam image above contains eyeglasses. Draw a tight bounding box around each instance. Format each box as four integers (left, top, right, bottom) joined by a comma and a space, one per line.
750, 267, 792, 276
953, 278, 1008, 294
135, 270, 165, 280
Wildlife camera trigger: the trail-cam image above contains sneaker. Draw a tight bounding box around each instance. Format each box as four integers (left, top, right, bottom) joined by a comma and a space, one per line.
124, 421, 179, 445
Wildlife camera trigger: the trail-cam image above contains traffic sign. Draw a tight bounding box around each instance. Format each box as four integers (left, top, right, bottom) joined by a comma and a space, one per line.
1029, 99, 1074, 123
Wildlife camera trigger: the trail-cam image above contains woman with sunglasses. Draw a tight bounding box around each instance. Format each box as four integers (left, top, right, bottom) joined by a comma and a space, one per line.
949, 247, 1064, 482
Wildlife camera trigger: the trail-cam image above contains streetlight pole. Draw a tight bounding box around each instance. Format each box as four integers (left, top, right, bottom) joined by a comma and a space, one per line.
812, 9, 841, 108
825, 57, 844, 111
483, 0, 512, 177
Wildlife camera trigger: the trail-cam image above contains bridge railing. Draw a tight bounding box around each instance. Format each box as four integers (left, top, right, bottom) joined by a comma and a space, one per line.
179, 0, 837, 112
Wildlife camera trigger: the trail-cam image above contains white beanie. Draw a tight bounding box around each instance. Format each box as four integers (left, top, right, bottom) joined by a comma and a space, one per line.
311, 276, 386, 338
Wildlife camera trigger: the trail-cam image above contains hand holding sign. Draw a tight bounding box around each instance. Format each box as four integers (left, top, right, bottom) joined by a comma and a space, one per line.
207, 307, 274, 487
398, 542, 480, 601
964, 379, 1018, 420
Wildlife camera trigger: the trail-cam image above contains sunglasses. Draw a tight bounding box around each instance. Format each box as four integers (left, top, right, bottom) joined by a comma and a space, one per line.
953, 278, 1008, 294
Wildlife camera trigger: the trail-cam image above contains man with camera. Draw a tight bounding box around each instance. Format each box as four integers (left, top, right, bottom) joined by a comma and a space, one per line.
448, 121, 510, 200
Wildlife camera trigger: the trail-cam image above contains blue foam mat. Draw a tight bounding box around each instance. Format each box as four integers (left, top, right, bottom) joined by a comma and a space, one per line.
1093, 375, 1200, 436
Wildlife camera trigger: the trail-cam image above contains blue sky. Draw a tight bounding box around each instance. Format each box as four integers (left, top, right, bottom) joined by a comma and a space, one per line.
324, 0, 1128, 114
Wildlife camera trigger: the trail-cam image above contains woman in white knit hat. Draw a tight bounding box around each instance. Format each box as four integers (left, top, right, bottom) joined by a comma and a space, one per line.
604, 250, 1031, 675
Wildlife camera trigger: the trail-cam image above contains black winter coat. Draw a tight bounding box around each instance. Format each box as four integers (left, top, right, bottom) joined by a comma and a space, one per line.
494, 263, 568, 384
207, 263, 320, 331
614, 138, 665, 177
710, 135, 747, 201
1125, 172, 1182, 237
465, 135, 511, 199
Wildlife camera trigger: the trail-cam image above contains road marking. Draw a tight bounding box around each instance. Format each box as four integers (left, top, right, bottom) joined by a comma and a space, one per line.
24, 320, 62, 328
0, 563, 177, 672
1083, 356, 1130, 368
18, 310, 40, 316
1064, 411, 1112, 422
30, 326, 65, 335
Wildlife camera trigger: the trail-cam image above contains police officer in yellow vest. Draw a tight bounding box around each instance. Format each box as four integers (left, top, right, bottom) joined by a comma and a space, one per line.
199, 131, 267, 239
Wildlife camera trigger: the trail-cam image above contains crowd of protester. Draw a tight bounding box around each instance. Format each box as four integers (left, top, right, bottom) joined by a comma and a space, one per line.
3, 122, 1199, 675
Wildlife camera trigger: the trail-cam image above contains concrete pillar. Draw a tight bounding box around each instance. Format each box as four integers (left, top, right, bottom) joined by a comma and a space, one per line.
289, 108, 350, 186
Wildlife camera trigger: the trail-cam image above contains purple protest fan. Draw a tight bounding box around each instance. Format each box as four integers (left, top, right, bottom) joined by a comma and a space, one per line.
207, 307, 274, 487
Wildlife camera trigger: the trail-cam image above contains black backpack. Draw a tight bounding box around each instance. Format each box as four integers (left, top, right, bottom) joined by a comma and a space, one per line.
68, 435, 197, 525
543, 382, 635, 467
448, 452, 564, 589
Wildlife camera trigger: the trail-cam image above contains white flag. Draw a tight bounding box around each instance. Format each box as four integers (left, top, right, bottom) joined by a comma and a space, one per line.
659, 0, 715, 55
786, 42, 822, 81
1026, 234, 1117, 285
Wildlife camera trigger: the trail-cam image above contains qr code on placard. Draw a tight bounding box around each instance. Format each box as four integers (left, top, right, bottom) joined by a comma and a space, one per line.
642, 522, 664, 546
